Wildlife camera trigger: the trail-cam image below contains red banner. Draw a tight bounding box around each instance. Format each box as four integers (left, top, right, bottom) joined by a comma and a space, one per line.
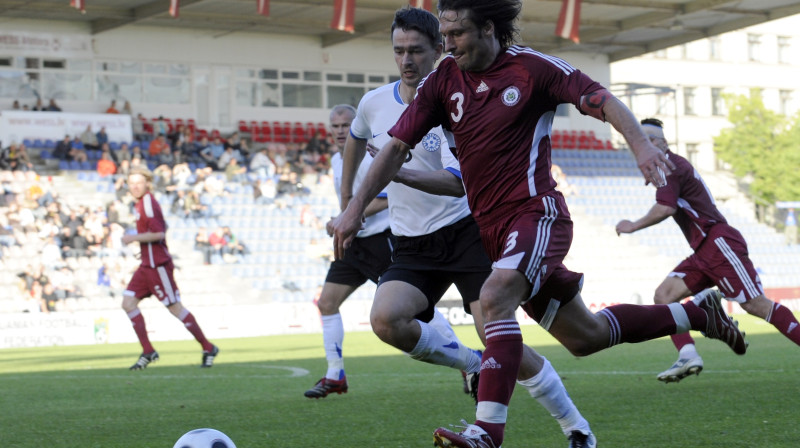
331, 0, 355, 33
555, 0, 581, 43
169, 0, 180, 18
257, 0, 270, 16
409, 0, 432, 11
70, 0, 85, 12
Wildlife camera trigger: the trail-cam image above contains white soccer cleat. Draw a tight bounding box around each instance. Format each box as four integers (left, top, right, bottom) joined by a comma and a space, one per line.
657, 356, 704, 383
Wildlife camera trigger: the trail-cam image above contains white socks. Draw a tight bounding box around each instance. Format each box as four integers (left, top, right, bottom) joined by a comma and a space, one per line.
321, 313, 345, 379
517, 357, 590, 436
409, 319, 481, 373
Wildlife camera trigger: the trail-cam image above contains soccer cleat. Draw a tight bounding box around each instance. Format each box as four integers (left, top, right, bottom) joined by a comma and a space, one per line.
433, 421, 498, 448
693, 289, 747, 355
568, 430, 597, 448
465, 371, 480, 405
657, 356, 704, 383
304, 376, 348, 398
129, 351, 159, 370
201, 345, 219, 368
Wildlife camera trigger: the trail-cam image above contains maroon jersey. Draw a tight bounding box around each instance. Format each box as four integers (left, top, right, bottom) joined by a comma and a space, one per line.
133, 192, 171, 267
390, 45, 604, 227
656, 151, 727, 250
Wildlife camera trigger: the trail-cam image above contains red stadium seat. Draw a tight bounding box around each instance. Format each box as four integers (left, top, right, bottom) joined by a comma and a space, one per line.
259, 121, 272, 142
292, 122, 308, 143
238, 120, 249, 133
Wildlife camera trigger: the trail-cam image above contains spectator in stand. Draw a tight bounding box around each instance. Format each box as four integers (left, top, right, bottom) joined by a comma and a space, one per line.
97, 150, 117, 177
223, 158, 247, 184
226, 132, 249, 160
184, 190, 207, 218
122, 100, 133, 115
12, 100, 20, 110
186, 135, 209, 164
116, 142, 132, 165
222, 226, 247, 260
153, 116, 168, 136
47, 99, 62, 112
54, 135, 73, 161
252, 178, 276, 205
81, 125, 100, 151
32, 98, 45, 111
23, 281, 48, 313
148, 134, 170, 158
106, 100, 119, 114
249, 146, 276, 180
98, 263, 113, 296
42, 281, 59, 312
208, 226, 226, 259
194, 226, 214, 265
131, 144, 145, 162
96, 126, 110, 148
11, 142, 34, 172
132, 113, 147, 141
551, 163, 578, 198
200, 137, 225, 170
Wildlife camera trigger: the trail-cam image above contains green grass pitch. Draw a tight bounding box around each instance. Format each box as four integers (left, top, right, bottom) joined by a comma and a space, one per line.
1, 314, 798, 447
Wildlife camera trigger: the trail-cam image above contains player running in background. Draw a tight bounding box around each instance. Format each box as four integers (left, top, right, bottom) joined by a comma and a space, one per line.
305, 104, 468, 398
122, 166, 219, 370
616, 117, 800, 382
338, 6, 594, 446
332, 1, 747, 447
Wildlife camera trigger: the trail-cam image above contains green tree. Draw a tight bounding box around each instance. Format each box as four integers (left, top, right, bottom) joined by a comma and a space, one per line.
714, 93, 800, 203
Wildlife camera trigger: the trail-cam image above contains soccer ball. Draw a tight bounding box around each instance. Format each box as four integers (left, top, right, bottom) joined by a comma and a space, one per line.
173, 428, 237, 448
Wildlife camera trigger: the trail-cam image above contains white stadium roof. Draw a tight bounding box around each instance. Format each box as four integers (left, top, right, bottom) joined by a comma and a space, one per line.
1, 0, 800, 61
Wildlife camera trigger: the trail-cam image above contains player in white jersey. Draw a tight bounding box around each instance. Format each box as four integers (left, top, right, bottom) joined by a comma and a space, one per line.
339, 6, 594, 444
305, 104, 466, 398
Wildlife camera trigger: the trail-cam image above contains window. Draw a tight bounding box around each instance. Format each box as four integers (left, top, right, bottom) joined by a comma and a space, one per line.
686, 143, 698, 166
711, 88, 724, 116
709, 37, 721, 60
683, 87, 696, 115
778, 36, 790, 64
780, 90, 793, 116
747, 34, 761, 62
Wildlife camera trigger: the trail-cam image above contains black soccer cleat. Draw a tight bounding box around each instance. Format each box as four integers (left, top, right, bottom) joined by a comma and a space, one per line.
130, 351, 159, 370
201, 345, 219, 368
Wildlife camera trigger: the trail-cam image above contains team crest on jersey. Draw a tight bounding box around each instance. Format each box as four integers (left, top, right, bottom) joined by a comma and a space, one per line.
421, 133, 441, 152
502, 86, 521, 106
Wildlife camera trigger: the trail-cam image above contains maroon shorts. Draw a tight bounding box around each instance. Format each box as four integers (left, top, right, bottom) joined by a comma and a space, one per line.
124, 261, 182, 305
671, 224, 763, 303
480, 194, 583, 325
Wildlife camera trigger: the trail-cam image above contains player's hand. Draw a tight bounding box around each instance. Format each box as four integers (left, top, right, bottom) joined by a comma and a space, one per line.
615, 220, 635, 235
636, 142, 674, 188
325, 217, 336, 237
121, 234, 135, 245
332, 206, 365, 260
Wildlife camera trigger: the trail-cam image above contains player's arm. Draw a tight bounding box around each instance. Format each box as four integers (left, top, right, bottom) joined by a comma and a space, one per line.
393, 167, 464, 197
339, 134, 367, 211
333, 137, 410, 259
121, 231, 166, 245
615, 203, 676, 235
580, 89, 674, 187
364, 196, 388, 217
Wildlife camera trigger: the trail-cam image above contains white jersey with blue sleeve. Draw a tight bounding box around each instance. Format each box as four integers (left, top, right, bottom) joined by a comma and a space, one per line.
349, 81, 471, 237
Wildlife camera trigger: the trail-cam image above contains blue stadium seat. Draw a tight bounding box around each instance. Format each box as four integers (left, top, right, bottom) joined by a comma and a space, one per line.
69, 161, 81, 170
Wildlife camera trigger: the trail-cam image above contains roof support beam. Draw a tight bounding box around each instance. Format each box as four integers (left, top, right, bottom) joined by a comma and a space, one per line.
91, 0, 208, 34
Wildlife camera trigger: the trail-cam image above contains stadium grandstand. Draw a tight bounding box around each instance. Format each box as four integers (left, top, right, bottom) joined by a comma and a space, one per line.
1, 0, 799, 348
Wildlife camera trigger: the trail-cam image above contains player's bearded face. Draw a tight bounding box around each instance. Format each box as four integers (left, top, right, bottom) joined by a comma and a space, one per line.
440, 11, 491, 72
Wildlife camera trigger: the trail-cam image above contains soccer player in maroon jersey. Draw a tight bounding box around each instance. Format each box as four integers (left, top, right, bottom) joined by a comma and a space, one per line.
616, 118, 800, 383
121, 166, 219, 370
331, 1, 748, 447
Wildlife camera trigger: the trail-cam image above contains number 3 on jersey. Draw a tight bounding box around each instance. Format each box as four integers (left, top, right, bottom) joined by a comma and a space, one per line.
450, 92, 464, 122
504, 231, 518, 255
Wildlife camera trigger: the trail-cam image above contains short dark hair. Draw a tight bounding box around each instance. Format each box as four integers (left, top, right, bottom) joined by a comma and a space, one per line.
640, 117, 664, 128
437, 0, 521, 49
392, 6, 441, 47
